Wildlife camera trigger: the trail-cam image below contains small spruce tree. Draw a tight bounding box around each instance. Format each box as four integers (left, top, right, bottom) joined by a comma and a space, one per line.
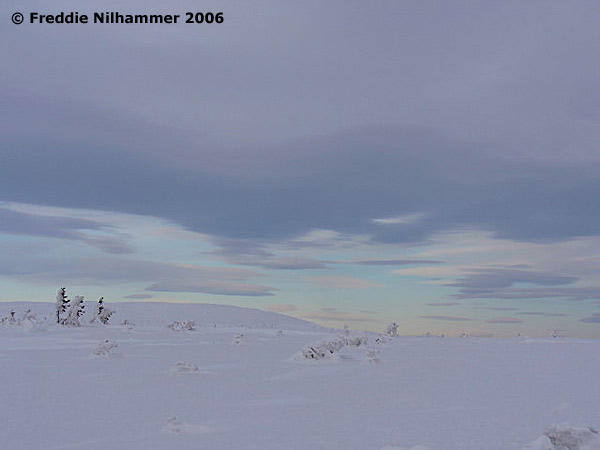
55, 287, 70, 324
90, 297, 114, 325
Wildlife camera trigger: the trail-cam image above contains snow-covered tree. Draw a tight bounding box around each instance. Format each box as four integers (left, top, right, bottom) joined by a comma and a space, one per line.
90, 297, 114, 325
55, 287, 69, 324
1, 310, 16, 325
385, 322, 399, 337
63, 295, 85, 327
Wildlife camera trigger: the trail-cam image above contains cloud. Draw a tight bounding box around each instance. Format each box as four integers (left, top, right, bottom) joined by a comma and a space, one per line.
0, 249, 275, 296
345, 259, 443, 266
448, 268, 578, 290
479, 306, 519, 311
3, 2, 600, 252
0, 206, 135, 254
306, 276, 384, 290
303, 308, 374, 323
3, 104, 600, 249
226, 256, 328, 270
205, 237, 328, 270
517, 311, 569, 317
454, 287, 600, 302
266, 304, 298, 313
371, 213, 425, 225
426, 302, 460, 306
147, 281, 276, 297
82, 236, 136, 254
485, 318, 523, 324
420, 315, 474, 322
444, 268, 596, 302
581, 313, 600, 323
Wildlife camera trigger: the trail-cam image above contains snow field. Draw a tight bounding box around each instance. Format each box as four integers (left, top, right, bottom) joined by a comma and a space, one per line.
1, 302, 599, 450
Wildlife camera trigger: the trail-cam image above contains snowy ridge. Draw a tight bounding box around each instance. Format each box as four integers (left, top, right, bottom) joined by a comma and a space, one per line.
0, 301, 325, 331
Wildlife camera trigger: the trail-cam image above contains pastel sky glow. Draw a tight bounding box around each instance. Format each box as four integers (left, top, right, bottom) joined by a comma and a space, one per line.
2, 0, 600, 337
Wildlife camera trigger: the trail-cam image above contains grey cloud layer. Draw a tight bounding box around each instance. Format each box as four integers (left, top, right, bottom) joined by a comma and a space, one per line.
0, 207, 135, 254
448, 268, 600, 302
0, 249, 275, 297
2, 2, 600, 250
3, 112, 600, 248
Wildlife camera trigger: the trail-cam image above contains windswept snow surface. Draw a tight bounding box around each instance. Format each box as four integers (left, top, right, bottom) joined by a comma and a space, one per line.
1, 302, 599, 450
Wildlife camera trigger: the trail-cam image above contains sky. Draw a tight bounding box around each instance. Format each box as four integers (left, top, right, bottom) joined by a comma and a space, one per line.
2, 0, 600, 337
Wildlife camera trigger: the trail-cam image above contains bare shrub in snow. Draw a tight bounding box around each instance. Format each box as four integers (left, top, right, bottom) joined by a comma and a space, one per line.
386, 322, 399, 337
164, 416, 184, 434
121, 319, 135, 330
364, 347, 381, 363
171, 361, 200, 374
167, 320, 196, 332
93, 339, 119, 357
90, 297, 114, 325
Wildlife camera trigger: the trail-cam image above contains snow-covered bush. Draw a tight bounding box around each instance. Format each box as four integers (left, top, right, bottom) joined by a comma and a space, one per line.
386, 322, 399, 337
298, 331, 367, 360
93, 339, 119, 357
167, 320, 196, 332
522, 426, 600, 450
63, 295, 85, 327
90, 297, 114, 325
1, 309, 47, 330
545, 425, 600, 450
0, 310, 17, 325
19, 309, 47, 331
374, 335, 389, 345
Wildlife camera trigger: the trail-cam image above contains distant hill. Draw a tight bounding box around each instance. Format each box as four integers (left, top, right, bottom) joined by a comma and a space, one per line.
0, 301, 325, 332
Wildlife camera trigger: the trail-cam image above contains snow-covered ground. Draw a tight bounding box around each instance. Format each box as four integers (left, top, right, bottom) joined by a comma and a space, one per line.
1, 302, 599, 450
